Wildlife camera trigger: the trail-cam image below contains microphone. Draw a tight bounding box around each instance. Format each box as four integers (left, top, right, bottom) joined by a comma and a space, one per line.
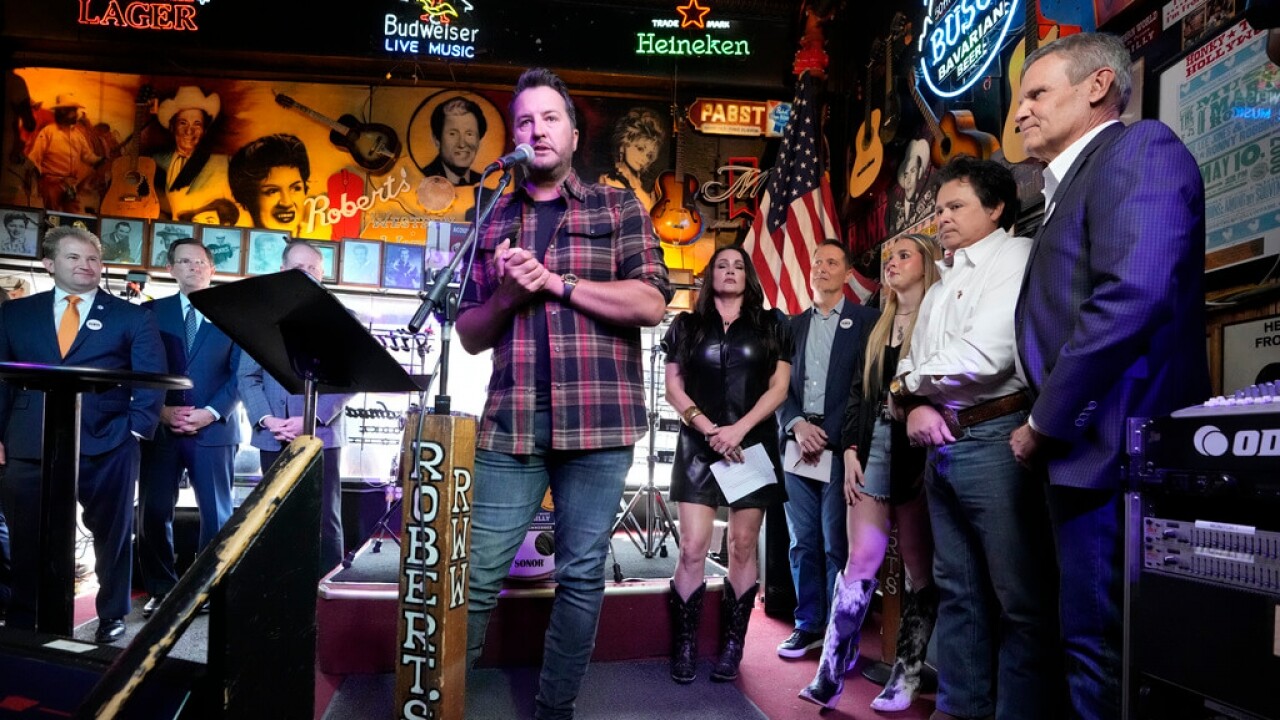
484, 143, 534, 173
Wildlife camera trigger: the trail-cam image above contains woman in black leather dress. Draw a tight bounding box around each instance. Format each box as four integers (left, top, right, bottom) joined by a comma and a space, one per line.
662, 245, 793, 685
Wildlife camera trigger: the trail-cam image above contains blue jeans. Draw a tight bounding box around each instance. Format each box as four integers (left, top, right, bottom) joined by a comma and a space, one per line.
783, 464, 847, 633
1047, 485, 1124, 720
925, 412, 1061, 719
466, 414, 632, 720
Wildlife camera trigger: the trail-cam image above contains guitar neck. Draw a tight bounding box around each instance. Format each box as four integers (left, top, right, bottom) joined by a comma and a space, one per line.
910, 78, 943, 142
280, 96, 349, 136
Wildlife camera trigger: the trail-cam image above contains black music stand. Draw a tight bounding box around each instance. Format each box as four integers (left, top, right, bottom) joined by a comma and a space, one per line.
0, 363, 192, 636
189, 269, 422, 424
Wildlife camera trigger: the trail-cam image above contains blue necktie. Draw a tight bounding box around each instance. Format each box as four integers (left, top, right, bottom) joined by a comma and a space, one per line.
185, 305, 198, 353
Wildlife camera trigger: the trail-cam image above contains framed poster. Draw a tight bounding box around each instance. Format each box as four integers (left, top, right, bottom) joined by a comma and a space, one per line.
1222, 315, 1280, 394
99, 217, 145, 265
1158, 20, 1280, 277
245, 230, 290, 275
315, 241, 339, 282
0, 207, 42, 258
382, 243, 424, 291
201, 225, 245, 276
150, 221, 197, 267
340, 238, 381, 286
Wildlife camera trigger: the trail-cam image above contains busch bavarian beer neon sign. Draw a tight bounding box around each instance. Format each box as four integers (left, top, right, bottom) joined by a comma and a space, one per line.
918, 0, 1020, 98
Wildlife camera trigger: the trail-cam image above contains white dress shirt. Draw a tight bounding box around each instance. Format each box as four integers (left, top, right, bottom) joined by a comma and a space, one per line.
1041, 120, 1119, 223
896, 227, 1031, 411
52, 287, 98, 331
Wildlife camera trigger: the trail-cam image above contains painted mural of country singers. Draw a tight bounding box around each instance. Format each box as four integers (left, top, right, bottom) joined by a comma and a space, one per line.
228, 133, 310, 236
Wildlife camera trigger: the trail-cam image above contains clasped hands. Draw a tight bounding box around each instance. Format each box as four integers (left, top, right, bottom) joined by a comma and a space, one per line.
161, 406, 215, 436
494, 238, 565, 302
261, 415, 304, 443
705, 422, 746, 464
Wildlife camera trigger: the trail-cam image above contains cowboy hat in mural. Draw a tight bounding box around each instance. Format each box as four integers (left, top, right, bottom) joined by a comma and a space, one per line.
156, 86, 221, 127
52, 93, 85, 109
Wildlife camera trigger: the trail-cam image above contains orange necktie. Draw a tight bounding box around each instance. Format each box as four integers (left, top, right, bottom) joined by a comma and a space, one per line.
58, 295, 81, 357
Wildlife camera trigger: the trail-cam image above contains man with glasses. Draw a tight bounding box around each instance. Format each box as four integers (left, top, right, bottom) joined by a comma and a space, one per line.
137, 238, 243, 618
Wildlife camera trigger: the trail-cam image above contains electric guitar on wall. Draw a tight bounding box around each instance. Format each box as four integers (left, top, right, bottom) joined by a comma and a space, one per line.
651, 108, 704, 246
879, 13, 909, 144
100, 86, 160, 219
909, 71, 1000, 167
274, 93, 401, 174
1001, 0, 1060, 163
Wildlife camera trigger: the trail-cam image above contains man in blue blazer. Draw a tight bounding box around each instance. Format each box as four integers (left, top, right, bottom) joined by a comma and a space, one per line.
1013, 33, 1210, 718
137, 238, 242, 617
777, 240, 879, 657
0, 226, 165, 643
237, 240, 354, 579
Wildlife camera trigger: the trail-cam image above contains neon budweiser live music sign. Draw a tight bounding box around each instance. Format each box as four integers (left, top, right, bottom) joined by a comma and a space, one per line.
918, 0, 1020, 98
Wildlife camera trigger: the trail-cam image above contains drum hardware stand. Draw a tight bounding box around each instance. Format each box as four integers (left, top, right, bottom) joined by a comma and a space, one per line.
609, 327, 680, 582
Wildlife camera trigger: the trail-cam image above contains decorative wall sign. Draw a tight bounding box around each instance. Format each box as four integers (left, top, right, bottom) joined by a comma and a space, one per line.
381, 0, 482, 60
685, 98, 791, 137
917, 0, 1021, 98
634, 0, 753, 58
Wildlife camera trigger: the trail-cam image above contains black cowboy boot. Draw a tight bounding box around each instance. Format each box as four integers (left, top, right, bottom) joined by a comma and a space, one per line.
799, 573, 878, 709
710, 578, 757, 682
871, 582, 939, 711
669, 581, 705, 684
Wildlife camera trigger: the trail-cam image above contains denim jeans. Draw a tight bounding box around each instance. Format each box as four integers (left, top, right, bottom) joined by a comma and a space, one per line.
783, 464, 848, 633
1047, 485, 1124, 720
466, 412, 632, 720
924, 412, 1061, 719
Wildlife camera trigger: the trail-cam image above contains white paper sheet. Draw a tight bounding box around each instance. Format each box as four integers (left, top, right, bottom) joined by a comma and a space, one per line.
783, 440, 833, 483
709, 443, 778, 504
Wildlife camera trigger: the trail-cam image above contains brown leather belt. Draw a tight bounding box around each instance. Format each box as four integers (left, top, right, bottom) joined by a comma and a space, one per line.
941, 392, 1029, 435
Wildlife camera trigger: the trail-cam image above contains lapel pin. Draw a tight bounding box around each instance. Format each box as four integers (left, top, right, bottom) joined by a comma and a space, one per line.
86, 319, 103, 330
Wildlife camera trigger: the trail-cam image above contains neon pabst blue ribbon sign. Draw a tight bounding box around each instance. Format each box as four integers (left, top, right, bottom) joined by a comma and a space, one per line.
917, 0, 1020, 98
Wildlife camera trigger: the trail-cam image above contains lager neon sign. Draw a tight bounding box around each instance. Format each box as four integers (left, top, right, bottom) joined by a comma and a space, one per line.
77, 0, 200, 31
918, 0, 1019, 98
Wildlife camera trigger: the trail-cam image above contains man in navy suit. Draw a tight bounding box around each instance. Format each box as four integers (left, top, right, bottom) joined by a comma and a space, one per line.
137, 238, 242, 617
0, 226, 165, 643
237, 240, 354, 579
777, 240, 878, 658
1013, 33, 1209, 718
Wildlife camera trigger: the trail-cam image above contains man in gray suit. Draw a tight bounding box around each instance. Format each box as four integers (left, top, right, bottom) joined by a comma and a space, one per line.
237, 240, 355, 578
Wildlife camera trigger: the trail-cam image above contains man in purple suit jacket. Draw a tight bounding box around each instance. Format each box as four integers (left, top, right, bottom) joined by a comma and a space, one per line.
1012, 33, 1210, 719
0, 226, 166, 643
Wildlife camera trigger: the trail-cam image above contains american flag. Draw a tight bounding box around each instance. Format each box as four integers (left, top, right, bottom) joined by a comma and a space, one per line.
743, 71, 877, 313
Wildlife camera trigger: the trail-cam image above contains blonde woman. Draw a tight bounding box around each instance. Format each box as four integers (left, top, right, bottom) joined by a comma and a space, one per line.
801, 233, 942, 711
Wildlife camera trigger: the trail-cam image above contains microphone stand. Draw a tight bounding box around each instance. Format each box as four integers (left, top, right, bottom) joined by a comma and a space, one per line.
406, 167, 514, 414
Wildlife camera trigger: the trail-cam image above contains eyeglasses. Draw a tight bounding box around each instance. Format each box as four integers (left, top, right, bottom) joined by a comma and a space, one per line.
173, 259, 210, 267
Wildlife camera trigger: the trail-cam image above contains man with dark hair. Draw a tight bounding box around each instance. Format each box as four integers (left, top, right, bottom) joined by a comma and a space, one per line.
1013, 32, 1209, 718
889, 156, 1060, 719
228, 133, 310, 234
2, 213, 35, 255
0, 225, 165, 643
102, 221, 134, 263
421, 96, 488, 185
26, 94, 101, 213
137, 238, 242, 618
457, 67, 671, 720
777, 239, 878, 658
237, 240, 353, 578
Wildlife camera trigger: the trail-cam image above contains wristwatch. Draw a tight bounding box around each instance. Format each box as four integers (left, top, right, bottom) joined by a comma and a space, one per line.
560, 273, 579, 303
889, 372, 911, 400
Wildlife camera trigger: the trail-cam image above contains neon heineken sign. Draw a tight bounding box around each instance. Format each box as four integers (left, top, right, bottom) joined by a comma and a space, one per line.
918, 0, 1019, 98
635, 0, 752, 58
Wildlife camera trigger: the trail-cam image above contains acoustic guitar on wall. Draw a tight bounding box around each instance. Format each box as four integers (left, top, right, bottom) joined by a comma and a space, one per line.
1000, 0, 1060, 164
908, 71, 1000, 167
274, 93, 401, 175
651, 108, 704, 246
848, 44, 884, 199
100, 86, 160, 219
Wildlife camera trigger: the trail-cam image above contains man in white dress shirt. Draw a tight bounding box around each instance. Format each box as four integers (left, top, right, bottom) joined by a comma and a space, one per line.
888, 157, 1060, 720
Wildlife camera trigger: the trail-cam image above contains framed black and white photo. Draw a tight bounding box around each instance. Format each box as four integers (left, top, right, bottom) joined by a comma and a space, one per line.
245, 230, 291, 276
314, 241, 340, 282
201, 226, 245, 276
0, 207, 42, 258
150, 221, 197, 267
381, 243, 424, 291
340, 238, 382, 287
99, 217, 146, 265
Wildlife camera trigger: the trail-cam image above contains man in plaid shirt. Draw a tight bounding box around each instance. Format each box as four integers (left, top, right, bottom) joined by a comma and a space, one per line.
457, 67, 671, 720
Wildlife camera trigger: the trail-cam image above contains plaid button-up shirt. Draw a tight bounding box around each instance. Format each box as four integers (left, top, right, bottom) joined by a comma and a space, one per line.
459, 170, 672, 455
